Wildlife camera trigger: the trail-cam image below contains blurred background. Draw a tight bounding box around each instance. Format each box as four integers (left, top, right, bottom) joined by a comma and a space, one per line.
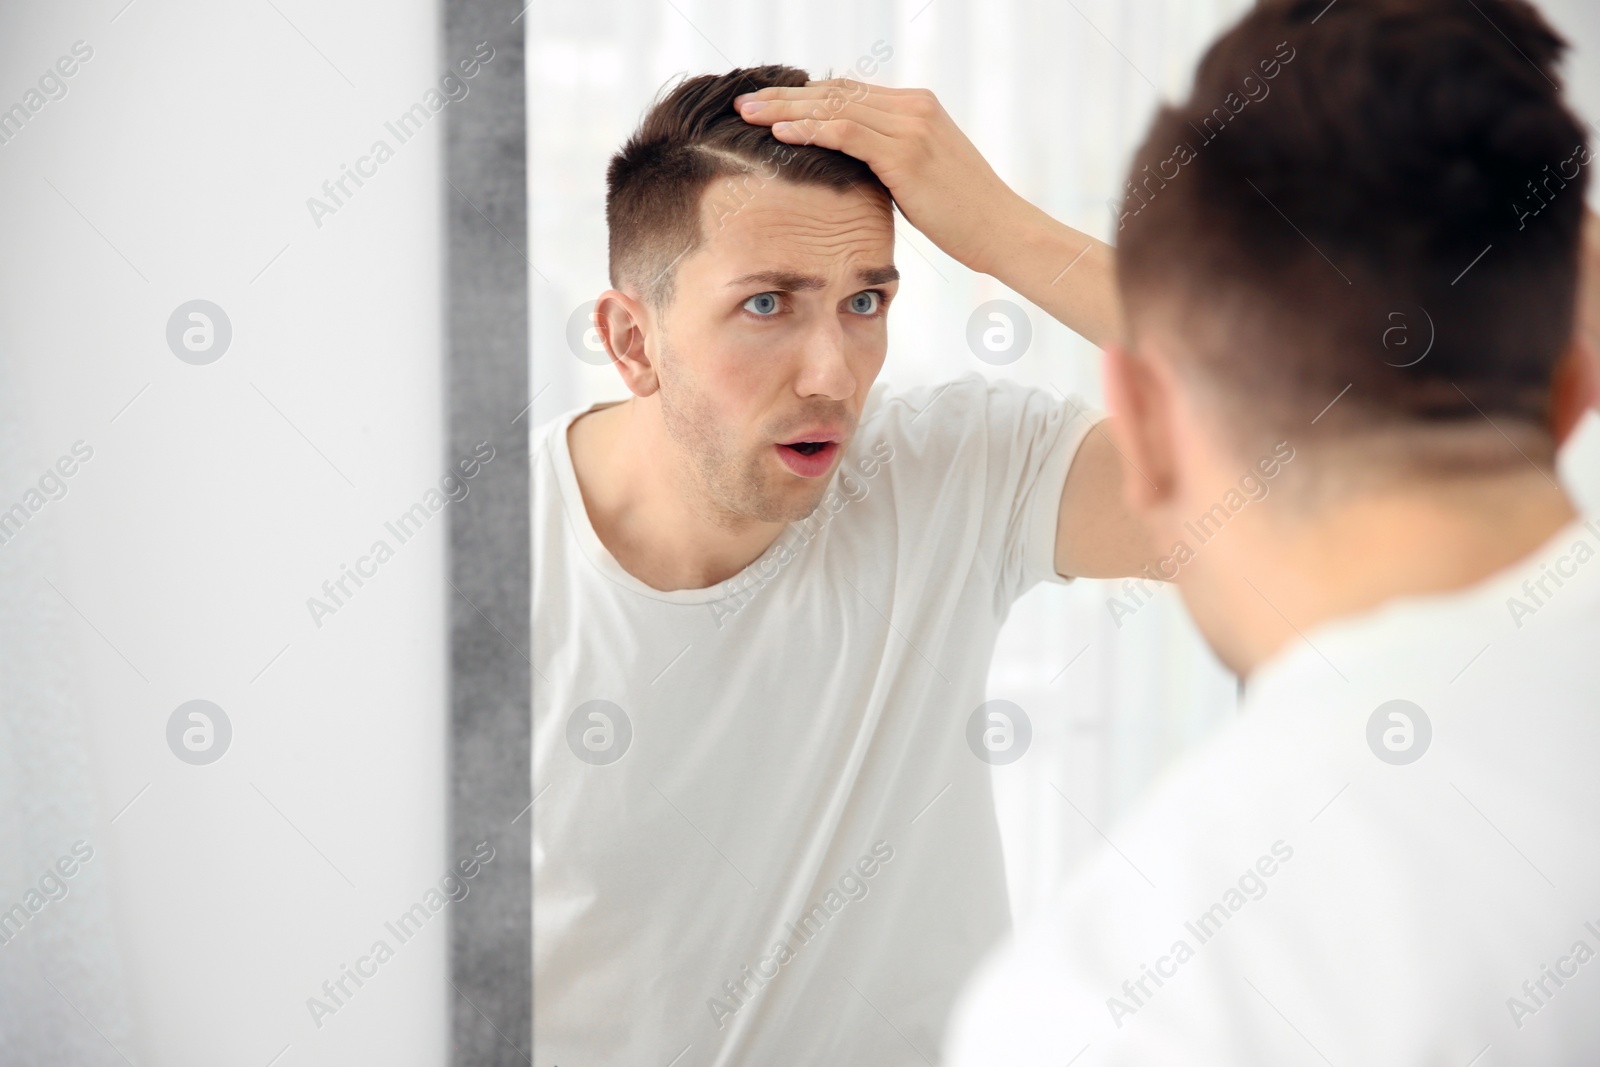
3, 0, 1599, 1064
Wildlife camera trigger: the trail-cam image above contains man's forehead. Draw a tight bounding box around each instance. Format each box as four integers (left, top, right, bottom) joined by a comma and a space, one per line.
690, 179, 895, 282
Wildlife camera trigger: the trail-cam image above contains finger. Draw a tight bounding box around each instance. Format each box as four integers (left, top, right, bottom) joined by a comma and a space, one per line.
732, 83, 922, 112
733, 85, 840, 104
737, 95, 913, 139
769, 116, 896, 167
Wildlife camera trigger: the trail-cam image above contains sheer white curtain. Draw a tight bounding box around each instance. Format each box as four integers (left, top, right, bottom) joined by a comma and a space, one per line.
526, 0, 1600, 924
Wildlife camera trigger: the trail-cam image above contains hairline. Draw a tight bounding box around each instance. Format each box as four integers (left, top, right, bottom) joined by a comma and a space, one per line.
630, 170, 893, 309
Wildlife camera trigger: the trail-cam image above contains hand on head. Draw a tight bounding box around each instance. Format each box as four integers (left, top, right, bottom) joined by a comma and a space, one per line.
733, 80, 1027, 278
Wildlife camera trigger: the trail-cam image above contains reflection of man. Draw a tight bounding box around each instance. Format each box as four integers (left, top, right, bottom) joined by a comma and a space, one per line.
533, 66, 1147, 1063
740, 0, 1600, 1061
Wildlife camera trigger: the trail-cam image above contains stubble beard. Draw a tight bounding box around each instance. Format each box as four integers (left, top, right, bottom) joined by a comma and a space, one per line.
656, 347, 829, 527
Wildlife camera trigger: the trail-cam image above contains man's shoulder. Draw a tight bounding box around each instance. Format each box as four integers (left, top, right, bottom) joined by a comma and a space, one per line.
531, 405, 593, 528
855, 373, 1071, 469
530, 408, 573, 459
1105, 609, 1600, 883
862, 372, 1057, 431
531, 402, 602, 487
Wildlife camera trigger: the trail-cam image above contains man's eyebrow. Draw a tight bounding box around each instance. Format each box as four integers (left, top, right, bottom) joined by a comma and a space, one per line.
725, 269, 825, 292
724, 265, 900, 290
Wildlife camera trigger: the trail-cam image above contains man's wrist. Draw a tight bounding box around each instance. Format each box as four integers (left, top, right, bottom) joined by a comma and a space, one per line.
968, 194, 1045, 279
979, 200, 1122, 349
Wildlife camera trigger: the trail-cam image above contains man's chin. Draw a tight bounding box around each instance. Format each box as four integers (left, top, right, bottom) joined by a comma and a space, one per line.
740, 482, 823, 525
725, 443, 847, 523
745, 471, 836, 524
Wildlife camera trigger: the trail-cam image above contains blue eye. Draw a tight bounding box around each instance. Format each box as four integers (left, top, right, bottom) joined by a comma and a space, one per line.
743, 292, 780, 316
849, 290, 881, 315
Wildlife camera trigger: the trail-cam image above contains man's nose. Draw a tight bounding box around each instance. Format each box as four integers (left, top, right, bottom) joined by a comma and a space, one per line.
795, 319, 857, 401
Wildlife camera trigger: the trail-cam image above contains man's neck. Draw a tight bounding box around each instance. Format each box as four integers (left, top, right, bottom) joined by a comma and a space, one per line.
1192, 470, 1580, 677
567, 398, 788, 591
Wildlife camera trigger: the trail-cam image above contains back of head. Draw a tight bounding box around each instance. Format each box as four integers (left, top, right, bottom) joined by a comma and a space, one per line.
1117, 0, 1589, 474
606, 65, 890, 307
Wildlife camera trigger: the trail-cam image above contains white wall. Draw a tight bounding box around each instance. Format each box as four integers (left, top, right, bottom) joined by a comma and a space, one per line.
0, 2, 451, 1064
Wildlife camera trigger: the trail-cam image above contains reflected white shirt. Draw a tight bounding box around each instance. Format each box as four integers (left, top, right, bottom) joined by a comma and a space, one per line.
534, 374, 1101, 1066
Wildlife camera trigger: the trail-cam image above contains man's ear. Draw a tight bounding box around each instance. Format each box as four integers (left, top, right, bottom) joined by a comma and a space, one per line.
594, 289, 660, 397
1549, 335, 1599, 449
1101, 341, 1177, 511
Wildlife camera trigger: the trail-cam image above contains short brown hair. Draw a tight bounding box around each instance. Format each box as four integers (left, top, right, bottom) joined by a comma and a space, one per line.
606, 65, 891, 306
1118, 0, 1589, 461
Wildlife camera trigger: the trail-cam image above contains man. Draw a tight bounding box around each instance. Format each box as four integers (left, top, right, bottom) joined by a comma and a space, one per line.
533, 66, 1146, 1064
738, 0, 1600, 1061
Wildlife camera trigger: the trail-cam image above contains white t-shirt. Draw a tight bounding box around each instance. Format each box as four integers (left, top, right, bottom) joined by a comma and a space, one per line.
532, 374, 1100, 1066
945, 515, 1600, 1067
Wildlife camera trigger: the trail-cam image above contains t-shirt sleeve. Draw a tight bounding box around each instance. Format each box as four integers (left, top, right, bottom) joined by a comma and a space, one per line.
870, 373, 1103, 609
972, 376, 1103, 603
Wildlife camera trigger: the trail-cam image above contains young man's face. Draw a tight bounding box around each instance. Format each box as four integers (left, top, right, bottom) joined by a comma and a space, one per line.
649, 179, 897, 524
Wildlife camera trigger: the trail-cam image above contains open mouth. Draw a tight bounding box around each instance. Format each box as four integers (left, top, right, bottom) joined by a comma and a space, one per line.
774, 439, 840, 478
